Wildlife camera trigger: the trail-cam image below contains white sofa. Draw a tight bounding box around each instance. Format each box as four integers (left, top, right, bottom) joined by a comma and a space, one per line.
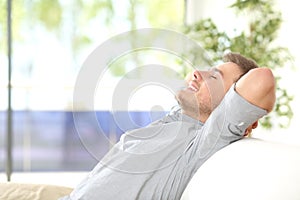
1, 138, 299, 200
181, 138, 300, 200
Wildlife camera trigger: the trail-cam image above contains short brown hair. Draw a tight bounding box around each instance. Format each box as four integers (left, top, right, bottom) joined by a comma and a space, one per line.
223, 52, 259, 80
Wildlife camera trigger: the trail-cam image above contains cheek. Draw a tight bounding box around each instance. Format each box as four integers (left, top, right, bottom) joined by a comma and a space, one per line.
205, 81, 226, 105
222, 80, 234, 93
196, 86, 211, 105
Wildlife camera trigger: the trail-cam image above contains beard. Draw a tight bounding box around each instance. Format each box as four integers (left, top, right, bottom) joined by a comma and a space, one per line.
175, 89, 212, 121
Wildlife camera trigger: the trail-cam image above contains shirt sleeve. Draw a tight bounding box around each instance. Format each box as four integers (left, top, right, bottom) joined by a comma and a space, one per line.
192, 84, 268, 159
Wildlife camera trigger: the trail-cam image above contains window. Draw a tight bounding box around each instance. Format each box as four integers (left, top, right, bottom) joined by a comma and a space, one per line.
0, 0, 185, 175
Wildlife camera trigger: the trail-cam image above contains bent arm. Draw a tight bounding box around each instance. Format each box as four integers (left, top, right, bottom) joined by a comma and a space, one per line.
235, 67, 276, 113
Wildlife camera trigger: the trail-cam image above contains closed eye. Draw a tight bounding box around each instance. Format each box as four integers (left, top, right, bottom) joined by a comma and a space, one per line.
210, 67, 224, 79
209, 67, 222, 80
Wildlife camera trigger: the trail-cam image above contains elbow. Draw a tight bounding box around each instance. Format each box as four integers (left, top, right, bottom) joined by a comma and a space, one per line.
254, 68, 276, 112
249, 67, 276, 92
236, 67, 276, 113
258, 68, 276, 90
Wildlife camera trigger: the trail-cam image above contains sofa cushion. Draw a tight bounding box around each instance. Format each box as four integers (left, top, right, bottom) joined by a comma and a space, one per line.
0, 182, 72, 200
181, 138, 300, 200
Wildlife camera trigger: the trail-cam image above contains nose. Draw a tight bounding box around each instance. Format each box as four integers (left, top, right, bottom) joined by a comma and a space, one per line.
193, 70, 203, 81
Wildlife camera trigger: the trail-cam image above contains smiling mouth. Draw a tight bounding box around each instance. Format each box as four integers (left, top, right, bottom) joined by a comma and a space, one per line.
187, 81, 199, 92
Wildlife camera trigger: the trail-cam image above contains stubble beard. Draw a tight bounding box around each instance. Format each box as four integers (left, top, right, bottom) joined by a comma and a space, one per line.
176, 90, 212, 121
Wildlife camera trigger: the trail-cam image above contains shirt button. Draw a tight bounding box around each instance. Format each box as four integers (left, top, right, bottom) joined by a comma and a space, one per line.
238, 122, 244, 126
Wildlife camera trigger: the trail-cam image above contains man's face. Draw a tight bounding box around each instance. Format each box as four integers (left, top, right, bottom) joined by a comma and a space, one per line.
176, 62, 243, 122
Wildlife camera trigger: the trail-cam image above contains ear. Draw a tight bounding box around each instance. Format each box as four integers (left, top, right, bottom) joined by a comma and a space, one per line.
252, 121, 258, 129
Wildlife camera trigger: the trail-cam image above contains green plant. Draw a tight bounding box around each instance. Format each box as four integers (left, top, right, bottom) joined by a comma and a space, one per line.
184, 0, 294, 128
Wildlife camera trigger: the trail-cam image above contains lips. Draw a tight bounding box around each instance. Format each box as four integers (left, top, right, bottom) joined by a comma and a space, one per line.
188, 81, 199, 92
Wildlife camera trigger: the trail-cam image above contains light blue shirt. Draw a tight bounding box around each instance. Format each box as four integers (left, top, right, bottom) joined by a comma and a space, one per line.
60, 85, 267, 200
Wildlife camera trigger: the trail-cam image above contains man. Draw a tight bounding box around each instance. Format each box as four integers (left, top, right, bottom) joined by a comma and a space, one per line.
60, 52, 276, 200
